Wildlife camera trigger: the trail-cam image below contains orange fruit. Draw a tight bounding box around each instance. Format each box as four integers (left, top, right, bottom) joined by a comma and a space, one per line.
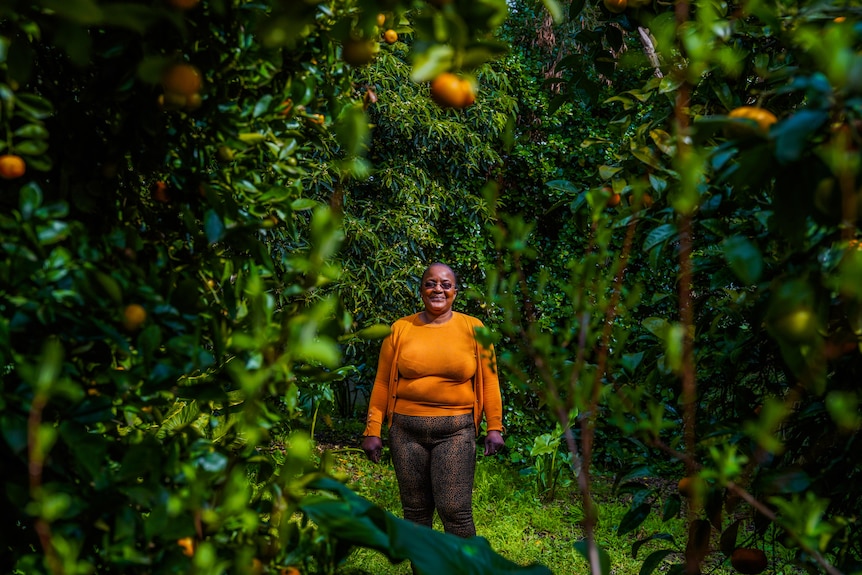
726, 106, 778, 138
629, 193, 654, 209
607, 192, 622, 207
162, 63, 203, 96
152, 181, 170, 203
376, 13, 386, 27
603, 0, 627, 13
730, 548, 767, 575
677, 476, 698, 497
123, 304, 147, 332
0, 154, 26, 179
383, 29, 398, 44
167, 0, 200, 9
177, 537, 195, 557
279, 567, 301, 575
278, 98, 293, 116
430, 73, 475, 109
342, 38, 378, 66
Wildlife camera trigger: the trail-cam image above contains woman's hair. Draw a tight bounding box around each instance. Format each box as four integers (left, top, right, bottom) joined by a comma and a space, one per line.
422, 262, 458, 287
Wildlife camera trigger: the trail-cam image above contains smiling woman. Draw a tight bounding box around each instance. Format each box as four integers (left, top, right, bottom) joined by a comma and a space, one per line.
360, 263, 505, 569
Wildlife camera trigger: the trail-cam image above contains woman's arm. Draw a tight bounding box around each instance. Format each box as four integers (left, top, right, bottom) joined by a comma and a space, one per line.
362, 330, 397, 438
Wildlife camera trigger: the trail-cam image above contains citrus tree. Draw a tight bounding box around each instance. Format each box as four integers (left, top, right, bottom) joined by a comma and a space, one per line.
0, 1, 557, 574
478, 1, 862, 575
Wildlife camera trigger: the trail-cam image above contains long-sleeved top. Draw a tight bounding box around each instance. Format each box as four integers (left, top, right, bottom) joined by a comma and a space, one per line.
362, 311, 503, 438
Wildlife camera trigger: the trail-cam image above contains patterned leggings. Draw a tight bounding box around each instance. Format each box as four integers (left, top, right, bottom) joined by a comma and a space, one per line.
389, 413, 477, 538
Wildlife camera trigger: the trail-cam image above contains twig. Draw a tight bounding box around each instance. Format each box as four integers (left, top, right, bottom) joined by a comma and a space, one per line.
28, 392, 63, 575
637, 27, 663, 78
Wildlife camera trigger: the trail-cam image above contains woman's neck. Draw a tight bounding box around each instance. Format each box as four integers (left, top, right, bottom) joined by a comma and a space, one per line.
421, 310, 454, 324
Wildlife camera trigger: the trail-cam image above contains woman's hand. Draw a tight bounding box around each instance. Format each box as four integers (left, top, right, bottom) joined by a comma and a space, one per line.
361, 435, 383, 463
483, 430, 505, 456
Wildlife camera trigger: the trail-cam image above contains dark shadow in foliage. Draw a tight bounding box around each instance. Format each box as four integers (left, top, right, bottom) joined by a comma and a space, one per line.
302, 477, 553, 575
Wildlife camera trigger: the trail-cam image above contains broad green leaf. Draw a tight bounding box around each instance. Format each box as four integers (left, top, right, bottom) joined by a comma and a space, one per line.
573, 539, 611, 575
13, 123, 49, 139
410, 44, 455, 83
661, 495, 681, 522
353, 324, 391, 340
632, 533, 675, 559
253, 94, 274, 118
639, 549, 675, 575
14, 92, 54, 119
204, 210, 225, 244
722, 235, 763, 285
19, 182, 43, 219
643, 223, 676, 252
642, 317, 669, 340
772, 109, 829, 165
719, 520, 740, 556
542, 0, 564, 22
304, 477, 553, 575
291, 198, 318, 211
617, 502, 651, 536
546, 179, 579, 193
598, 165, 623, 180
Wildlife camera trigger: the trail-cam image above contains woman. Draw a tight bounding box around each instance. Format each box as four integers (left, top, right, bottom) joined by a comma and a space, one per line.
361, 262, 505, 539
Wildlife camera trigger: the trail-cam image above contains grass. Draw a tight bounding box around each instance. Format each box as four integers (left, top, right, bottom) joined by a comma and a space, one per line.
316, 422, 797, 575
322, 443, 688, 575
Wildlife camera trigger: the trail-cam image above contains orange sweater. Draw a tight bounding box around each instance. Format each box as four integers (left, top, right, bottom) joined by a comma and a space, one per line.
363, 312, 503, 438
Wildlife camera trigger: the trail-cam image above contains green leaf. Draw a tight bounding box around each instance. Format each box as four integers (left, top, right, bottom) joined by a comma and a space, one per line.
291, 198, 318, 211
303, 477, 553, 575
573, 539, 611, 575
632, 533, 675, 559
410, 44, 455, 83
13, 123, 49, 139
772, 109, 829, 165
204, 210, 225, 244
36, 0, 102, 24
617, 502, 651, 536
719, 520, 740, 556
253, 94, 273, 118
642, 317, 669, 339
353, 324, 391, 340
662, 494, 681, 522
19, 182, 43, 219
542, 0, 564, 22
94, 271, 123, 304
639, 549, 676, 575
546, 179, 579, 193
722, 235, 762, 284
14, 93, 54, 120
599, 165, 623, 180
643, 223, 676, 252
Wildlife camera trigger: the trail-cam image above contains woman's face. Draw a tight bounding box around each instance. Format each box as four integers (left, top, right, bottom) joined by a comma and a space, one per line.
420, 265, 457, 318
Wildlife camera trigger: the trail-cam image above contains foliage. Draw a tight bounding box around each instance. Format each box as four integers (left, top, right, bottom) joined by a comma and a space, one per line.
0, 0, 532, 574
479, 1, 862, 575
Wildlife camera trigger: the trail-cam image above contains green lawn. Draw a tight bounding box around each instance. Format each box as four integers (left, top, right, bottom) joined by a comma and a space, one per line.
324, 446, 732, 575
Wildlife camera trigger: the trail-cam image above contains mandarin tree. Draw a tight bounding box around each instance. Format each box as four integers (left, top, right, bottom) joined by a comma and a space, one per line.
0, 1, 553, 574
480, 1, 862, 575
